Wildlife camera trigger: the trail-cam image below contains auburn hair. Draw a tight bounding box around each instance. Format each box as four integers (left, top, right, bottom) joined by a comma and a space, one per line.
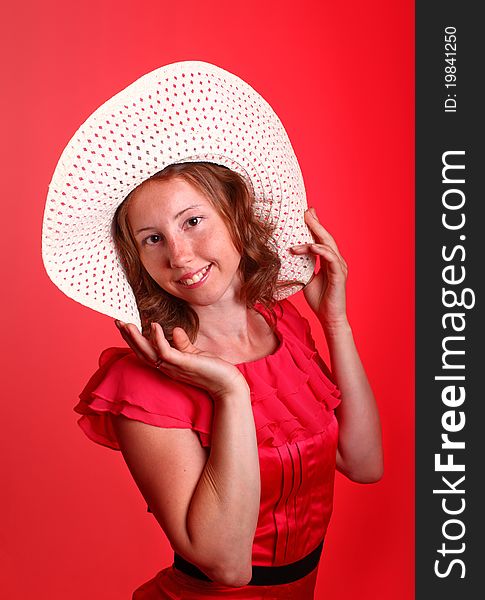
112, 162, 285, 341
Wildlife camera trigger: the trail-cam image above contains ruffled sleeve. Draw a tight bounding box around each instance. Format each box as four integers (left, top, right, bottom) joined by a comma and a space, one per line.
276, 299, 341, 406
277, 300, 338, 379
74, 347, 213, 450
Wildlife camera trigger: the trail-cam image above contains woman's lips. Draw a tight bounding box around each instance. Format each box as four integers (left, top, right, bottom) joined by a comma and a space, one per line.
177, 264, 212, 288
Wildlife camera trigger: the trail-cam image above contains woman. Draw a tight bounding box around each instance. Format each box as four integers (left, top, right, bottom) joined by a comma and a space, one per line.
43, 62, 383, 599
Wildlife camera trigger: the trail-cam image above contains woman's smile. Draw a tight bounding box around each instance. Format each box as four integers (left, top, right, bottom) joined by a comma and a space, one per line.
177, 263, 213, 287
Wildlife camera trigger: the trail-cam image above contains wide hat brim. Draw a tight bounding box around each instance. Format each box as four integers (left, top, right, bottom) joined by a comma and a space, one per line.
42, 61, 315, 329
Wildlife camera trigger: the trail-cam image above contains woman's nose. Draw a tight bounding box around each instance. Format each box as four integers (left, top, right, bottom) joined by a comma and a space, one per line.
166, 235, 193, 268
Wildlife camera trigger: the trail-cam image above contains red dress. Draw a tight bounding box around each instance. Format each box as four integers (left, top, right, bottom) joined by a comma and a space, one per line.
74, 300, 341, 599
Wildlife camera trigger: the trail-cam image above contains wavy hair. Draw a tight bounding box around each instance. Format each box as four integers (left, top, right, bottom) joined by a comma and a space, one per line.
113, 162, 284, 341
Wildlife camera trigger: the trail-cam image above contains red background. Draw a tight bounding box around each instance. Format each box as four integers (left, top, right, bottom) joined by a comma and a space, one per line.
1, 1, 414, 598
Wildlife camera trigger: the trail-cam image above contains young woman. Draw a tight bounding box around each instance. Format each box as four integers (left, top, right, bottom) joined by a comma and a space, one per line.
43, 62, 382, 599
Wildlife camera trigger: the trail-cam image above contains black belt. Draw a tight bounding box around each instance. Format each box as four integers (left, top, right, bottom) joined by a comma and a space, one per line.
173, 539, 324, 586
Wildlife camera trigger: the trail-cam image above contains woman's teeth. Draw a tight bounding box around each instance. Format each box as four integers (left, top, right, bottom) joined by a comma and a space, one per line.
179, 265, 210, 286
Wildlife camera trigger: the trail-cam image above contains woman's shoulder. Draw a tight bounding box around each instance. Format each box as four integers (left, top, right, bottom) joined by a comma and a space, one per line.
273, 299, 316, 349
90, 346, 169, 389
80, 346, 194, 405
74, 347, 213, 450
276, 298, 306, 321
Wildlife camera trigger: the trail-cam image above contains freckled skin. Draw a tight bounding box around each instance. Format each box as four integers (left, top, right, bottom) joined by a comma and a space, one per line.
127, 177, 243, 308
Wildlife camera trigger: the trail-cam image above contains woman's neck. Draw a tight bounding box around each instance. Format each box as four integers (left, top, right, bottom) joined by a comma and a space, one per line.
194, 297, 251, 347
192, 297, 277, 364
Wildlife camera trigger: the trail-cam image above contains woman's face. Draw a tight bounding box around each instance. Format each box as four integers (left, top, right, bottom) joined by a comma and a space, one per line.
127, 177, 242, 307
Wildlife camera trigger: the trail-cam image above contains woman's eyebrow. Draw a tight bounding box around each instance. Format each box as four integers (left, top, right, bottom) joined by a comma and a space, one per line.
134, 205, 202, 235
174, 204, 202, 219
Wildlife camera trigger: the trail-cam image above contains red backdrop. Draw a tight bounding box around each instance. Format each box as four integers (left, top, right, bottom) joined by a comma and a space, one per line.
1, 1, 414, 598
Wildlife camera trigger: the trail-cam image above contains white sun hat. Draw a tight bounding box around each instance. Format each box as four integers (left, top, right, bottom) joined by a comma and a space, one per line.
42, 61, 315, 329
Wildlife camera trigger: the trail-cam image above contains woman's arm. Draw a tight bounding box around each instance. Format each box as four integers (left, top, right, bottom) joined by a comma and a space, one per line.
112, 324, 260, 587
291, 208, 383, 483
320, 322, 383, 483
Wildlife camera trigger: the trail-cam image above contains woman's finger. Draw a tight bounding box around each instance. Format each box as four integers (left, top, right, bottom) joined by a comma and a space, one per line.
292, 243, 348, 276
123, 322, 159, 362
172, 327, 198, 354
291, 243, 314, 254
114, 321, 150, 362
313, 244, 348, 269
304, 209, 345, 261
290, 225, 347, 268
309, 206, 319, 220
313, 244, 348, 275
291, 241, 339, 260
150, 322, 189, 366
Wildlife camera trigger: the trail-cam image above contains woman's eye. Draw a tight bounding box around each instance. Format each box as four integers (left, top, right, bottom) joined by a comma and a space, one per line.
186, 217, 202, 228
145, 234, 162, 245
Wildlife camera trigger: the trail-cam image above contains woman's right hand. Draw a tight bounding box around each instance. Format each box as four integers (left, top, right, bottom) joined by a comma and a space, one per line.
115, 321, 248, 401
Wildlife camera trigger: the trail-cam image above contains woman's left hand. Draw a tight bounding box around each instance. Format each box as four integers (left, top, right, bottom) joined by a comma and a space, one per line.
291, 208, 349, 329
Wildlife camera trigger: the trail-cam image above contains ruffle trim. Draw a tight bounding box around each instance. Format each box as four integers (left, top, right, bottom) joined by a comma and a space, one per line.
74, 302, 341, 450
236, 327, 341, 446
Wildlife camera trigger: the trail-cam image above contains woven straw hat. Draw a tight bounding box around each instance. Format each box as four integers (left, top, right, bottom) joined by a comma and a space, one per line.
42, 61, 315, 329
